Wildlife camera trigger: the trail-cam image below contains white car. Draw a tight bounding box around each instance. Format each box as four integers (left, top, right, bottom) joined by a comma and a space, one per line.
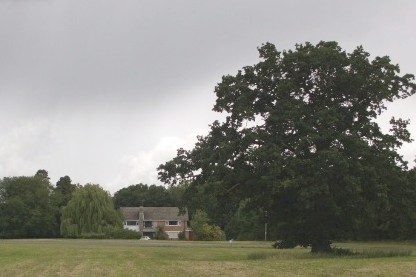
141, 236, 151, 240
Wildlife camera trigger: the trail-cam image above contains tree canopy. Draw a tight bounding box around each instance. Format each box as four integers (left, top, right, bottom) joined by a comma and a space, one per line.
158, 41, 416, 252
35, 169, 50, 180
60, 184, 122, 238
113, 183, 183, 208
0, 174, 58, 238
54, 175, 77, 207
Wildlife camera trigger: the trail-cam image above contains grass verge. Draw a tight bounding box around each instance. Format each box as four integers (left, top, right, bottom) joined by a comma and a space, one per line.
0, 240, 415, 276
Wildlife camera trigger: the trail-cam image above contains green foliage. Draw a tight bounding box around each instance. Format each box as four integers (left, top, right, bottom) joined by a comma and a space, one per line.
113, 183, 183, 208
60, 184, 122, 238
153, 227, 169, 240
54, 176, 77, 207
102, 226, 141, 239
189, 210, 209, 238
181, 181, 240, 235
198, 223, 225, 241
0, 175, 58, 238
79, 232, 106, 239
51, 175, 78, 232
190, 210, 225, 241
35, 169, 49, 180
77, 228, 140, 239
158, 41, 416, 252
224, 199, 265, 240
178, 231, 186, 240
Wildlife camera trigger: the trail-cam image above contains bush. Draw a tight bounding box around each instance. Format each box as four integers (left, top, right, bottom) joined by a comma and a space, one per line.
80, 232, 106, 239
154, 227, 169, 240
190, 210, 225, 241
178, 231, 186, 240
77, 227, 141, 239
104, 227, 141, 239
197, 223, 225, 241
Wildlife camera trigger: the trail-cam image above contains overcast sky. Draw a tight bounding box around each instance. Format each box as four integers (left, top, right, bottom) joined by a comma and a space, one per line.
1, 0, 415, 194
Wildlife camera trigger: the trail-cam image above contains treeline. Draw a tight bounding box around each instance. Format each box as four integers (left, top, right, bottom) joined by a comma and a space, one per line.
0, 168, 261, 240
0, 170, 75, 238
0, 170, 185, 239
1, 170, 132, 239
1, 167, 416, 241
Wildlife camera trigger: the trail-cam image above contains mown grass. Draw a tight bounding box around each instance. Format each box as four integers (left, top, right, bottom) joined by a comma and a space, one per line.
0, 239, 415, 276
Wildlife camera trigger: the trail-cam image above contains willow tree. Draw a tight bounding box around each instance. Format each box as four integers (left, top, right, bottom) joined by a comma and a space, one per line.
158, 41, 416, 252
60, 184, 121, 237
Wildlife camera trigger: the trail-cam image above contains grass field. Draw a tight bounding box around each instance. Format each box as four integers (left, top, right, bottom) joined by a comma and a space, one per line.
1, 239, 416, 276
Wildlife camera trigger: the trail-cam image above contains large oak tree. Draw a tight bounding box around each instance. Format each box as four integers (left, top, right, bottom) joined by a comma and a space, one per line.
158, 41, 416, 252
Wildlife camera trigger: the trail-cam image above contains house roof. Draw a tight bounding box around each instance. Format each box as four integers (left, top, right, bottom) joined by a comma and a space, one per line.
120, 207, 188, 221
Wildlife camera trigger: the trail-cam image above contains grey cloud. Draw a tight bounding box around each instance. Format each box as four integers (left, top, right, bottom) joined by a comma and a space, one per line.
1, 0, 415, 192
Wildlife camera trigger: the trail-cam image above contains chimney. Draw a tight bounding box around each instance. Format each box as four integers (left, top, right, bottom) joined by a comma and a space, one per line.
139, 206, 144, 235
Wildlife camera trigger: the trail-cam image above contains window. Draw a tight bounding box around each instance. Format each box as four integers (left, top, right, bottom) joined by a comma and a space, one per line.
144, 221, 152, 228
167, 220, 180, 226
125, 220, 137, 226
166, 231, 180, 239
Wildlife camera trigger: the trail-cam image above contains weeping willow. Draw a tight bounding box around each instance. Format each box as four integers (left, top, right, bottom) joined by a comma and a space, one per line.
60, 184, 122, 237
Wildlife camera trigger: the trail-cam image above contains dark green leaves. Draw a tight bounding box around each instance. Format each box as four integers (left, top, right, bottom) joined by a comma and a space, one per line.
158, 41, 416, 251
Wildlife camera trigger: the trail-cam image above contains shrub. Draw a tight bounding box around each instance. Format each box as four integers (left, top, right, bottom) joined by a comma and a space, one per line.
154, 227, 169, 240
190, 210, 225, 241
80, 232, 106, 239
197, 223, 225, 241
104, 227, 141, 239
178, 231, 186, 240
75, 227, 141, 239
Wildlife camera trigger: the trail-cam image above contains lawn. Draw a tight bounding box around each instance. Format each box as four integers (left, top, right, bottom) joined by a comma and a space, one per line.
0, 239, 415, 276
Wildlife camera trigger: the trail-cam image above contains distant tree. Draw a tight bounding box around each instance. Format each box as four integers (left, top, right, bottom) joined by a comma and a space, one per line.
224, 200, 265, 240
158, 41, 416, 252
0, 176, 58, 238
166, 184, 186, 207
60, 184, 122, 238
35, 169, 49, 180
54, 176, 77, 207
187, 179, 244, 229
50, 175, 78, 232
113, 183, 176, 208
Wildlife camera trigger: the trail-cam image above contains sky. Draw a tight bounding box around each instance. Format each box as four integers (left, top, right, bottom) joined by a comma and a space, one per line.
1, 0, 415, 194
